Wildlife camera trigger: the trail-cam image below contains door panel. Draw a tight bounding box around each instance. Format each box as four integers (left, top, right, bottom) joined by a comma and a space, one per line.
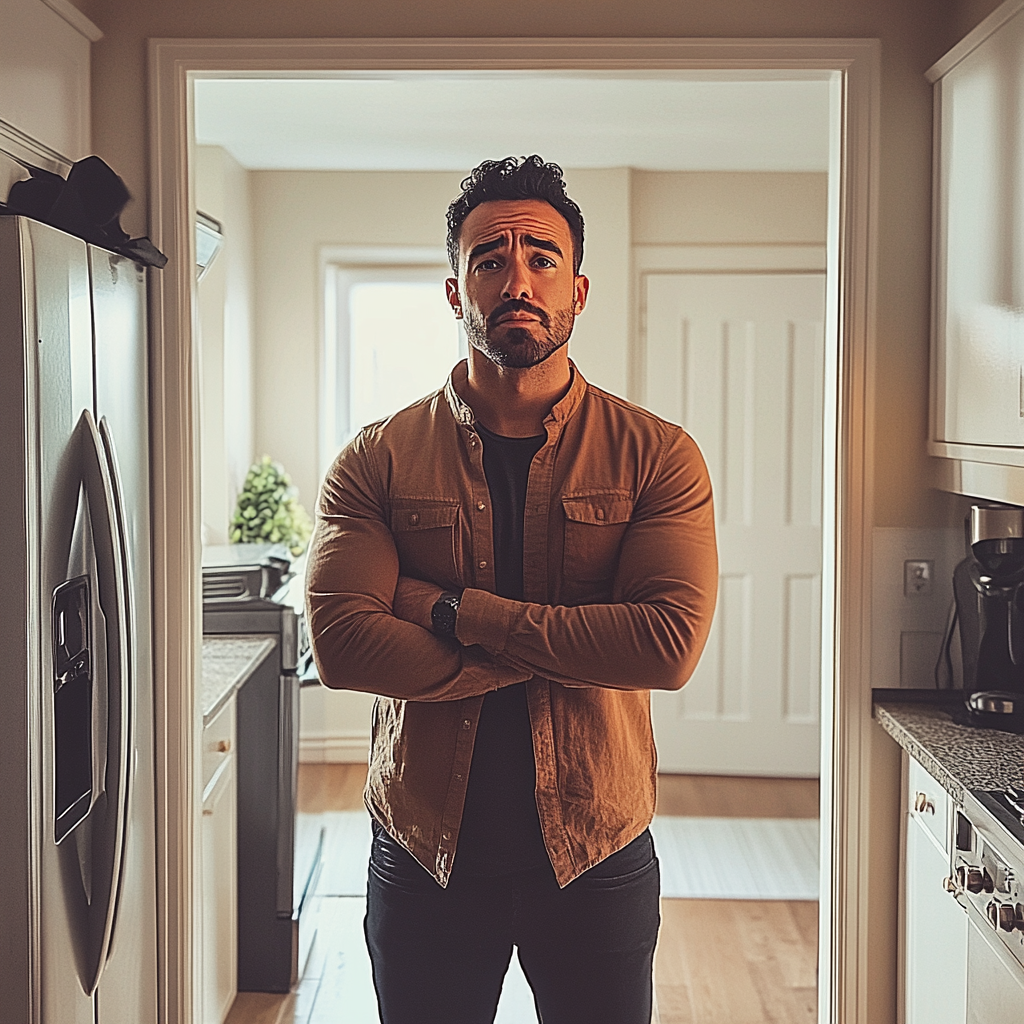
644, 272, 825, 776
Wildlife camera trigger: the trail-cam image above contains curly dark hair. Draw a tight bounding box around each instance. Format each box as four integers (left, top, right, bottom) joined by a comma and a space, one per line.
446, 155, 585, 275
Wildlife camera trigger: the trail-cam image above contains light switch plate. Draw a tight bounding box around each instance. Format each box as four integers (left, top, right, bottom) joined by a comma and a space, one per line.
904, 559, 934, 596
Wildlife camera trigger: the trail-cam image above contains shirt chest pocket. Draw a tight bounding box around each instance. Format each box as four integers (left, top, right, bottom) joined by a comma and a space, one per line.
561, 494, 634, 585
390, 501, 462, 589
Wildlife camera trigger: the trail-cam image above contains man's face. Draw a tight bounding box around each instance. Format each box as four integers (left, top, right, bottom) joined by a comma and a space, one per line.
446, 199, 588, 369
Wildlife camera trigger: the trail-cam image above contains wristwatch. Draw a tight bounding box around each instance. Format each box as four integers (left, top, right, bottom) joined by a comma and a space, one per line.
431, 591, 462, 639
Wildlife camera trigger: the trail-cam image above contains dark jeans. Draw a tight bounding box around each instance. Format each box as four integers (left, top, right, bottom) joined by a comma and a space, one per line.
365, 822, 660, 1024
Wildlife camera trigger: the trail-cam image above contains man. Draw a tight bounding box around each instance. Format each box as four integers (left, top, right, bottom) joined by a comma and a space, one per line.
306, 155, 717, 1024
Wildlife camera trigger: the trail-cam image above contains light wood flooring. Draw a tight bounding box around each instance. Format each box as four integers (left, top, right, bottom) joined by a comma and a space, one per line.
227, 764, 819, 1024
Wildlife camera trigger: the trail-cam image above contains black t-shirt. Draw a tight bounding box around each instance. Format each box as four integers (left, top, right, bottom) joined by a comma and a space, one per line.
453, 424, 548, 876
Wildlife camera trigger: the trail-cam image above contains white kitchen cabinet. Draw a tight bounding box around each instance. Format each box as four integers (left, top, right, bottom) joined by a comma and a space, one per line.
202, 698, 237, 1024
902, 755, 968, 1024
930, 0, 1024, 451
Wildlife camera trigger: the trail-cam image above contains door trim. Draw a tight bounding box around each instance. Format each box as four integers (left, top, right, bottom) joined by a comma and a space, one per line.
148, 36, 879, 1024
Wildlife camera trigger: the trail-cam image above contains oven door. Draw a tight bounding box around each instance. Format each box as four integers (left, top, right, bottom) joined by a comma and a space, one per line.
966, 911, 1024, 1022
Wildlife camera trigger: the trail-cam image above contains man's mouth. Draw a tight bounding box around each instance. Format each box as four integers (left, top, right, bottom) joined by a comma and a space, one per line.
497, 312, 539, 323
488, 301, 548, 328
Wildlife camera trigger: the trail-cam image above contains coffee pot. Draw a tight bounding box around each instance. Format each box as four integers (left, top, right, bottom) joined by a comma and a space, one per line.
953, 505, 1024, 731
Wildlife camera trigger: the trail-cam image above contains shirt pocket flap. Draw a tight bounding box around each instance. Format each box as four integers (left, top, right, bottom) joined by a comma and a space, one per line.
391, 502, 460, 532
561, 495, 634, 526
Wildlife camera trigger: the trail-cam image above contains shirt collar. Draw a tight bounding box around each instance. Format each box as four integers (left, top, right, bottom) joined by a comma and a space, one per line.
443, 357, 588, 434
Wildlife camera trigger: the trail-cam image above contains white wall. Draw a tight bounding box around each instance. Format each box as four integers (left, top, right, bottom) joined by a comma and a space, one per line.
195, 145, 255, 544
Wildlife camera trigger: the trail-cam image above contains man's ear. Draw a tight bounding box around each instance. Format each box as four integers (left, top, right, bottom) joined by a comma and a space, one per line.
445, 278, 463, 319
573, 274, 590, 315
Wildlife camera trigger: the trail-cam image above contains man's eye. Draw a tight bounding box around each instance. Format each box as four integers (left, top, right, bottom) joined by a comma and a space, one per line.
534, 256, 556, 268
476, 258, 500, 271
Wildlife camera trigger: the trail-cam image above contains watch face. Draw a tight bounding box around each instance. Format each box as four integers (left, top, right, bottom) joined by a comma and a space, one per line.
432, 594, 459, 637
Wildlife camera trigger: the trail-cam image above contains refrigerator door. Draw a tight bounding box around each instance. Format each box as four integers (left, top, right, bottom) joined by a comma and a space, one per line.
89, 245, 158, 1023
33, 218, 104, 1024
0, 214, 43, 1023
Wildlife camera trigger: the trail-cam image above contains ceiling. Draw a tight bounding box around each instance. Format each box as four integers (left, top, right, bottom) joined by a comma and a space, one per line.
194, 73, 832, 174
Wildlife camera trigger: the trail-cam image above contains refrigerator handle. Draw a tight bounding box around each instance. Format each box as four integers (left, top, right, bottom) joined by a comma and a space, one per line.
78, 411, 132, 994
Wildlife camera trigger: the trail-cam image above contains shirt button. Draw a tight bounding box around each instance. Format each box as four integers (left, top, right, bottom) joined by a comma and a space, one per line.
463, 719, 472, 729
478, 560, 487, 569
477, 502, 486, 511
409, 513, 419, 525
596, 508, 605, 521
454, 773, 463, 781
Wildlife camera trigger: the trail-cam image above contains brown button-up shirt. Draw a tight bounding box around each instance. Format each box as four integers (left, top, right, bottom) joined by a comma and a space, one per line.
306, 361, 717, 887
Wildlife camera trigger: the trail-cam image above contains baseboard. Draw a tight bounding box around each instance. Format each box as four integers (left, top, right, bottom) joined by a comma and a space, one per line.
299, 732, 369, 764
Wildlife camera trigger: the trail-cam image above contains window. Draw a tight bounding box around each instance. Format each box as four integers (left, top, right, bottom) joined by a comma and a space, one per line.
322, 250, 466, 475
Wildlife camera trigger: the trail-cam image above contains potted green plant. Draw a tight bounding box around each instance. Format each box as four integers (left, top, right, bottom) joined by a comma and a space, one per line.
230, 455, 312, 556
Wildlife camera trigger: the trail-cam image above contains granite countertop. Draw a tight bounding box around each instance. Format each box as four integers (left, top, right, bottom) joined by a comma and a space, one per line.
201, 634, 277, 723
874, 700, 1024, 802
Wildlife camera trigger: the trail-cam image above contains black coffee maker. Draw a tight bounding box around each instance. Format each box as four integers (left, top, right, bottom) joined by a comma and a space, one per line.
953, 504, 1024, 731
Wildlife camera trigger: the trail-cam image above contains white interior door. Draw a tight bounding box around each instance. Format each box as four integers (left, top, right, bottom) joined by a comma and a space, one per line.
644, 272, 825, 776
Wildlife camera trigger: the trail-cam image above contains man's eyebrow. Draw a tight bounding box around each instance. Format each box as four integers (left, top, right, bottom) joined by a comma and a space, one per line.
524, 235, 563, 258
468, 237, 504, 262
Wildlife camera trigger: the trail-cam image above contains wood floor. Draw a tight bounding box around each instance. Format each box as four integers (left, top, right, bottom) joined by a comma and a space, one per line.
226, 764, 819, 1024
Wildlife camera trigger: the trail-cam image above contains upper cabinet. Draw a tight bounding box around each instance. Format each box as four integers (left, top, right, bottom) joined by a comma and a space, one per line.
930, 0, 1024, 501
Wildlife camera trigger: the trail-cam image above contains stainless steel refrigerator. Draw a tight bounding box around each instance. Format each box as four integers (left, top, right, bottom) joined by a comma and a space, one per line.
0, 216, 158, 1022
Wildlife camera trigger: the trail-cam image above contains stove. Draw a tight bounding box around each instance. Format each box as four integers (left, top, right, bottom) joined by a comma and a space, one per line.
954, 790, 1024, 969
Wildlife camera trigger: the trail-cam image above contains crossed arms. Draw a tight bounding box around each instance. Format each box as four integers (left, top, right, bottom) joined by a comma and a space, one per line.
305, 430, 718, 702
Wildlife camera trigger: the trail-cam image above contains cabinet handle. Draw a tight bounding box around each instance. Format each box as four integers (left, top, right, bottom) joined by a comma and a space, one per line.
914, 792, 935, 815
943, 876, 958, 893
215, 739, 231, 754
202, 808, 214, 816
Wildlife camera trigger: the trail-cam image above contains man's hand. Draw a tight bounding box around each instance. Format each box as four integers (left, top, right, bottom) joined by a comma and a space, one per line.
392, 577, 445, 633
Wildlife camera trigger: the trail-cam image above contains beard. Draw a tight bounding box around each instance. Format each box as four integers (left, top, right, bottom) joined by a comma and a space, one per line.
464, 298, 576, 369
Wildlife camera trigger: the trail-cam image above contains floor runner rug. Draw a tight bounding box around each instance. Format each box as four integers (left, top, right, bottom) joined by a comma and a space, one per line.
300, 812, 820, 901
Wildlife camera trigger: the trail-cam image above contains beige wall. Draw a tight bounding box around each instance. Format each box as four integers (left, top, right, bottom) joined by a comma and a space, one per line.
632, 171, 828, 244
0, 0, 92, 162
250, 169, 464, 508
196, 145, 255, 544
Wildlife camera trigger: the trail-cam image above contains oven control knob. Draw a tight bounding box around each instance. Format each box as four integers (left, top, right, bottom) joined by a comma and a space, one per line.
966, 868, 987, 893
986, 900, 1017, 931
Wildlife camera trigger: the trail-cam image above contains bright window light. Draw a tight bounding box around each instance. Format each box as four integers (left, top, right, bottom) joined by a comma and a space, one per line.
348, 281, 460, 435
324, 259, 466, 465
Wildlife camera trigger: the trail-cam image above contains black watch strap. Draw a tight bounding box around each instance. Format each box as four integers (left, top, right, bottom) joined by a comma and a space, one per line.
431, 591, 461, 639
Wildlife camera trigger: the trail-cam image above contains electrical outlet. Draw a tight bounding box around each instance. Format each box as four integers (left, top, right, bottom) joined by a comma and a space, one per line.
904, 560, 934, 596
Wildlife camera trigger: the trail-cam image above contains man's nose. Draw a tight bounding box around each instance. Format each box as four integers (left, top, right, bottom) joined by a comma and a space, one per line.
501, 254, 532, 300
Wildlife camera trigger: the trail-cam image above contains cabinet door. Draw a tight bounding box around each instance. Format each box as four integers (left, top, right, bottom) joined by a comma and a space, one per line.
934, 5, 1024, 446
905, 814, 967, 1024
202, 747, 237, 1024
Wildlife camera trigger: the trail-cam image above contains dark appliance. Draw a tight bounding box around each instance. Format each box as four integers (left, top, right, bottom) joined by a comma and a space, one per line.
953, 505, 1024, 732
202, 544, 321, 993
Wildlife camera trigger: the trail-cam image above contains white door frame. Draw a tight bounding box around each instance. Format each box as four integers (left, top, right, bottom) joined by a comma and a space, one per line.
148, 37, 879, 1024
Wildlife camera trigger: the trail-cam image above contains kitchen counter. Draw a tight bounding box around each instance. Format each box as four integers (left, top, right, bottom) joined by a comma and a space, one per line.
874, 699, 1024, 801
201, 634, 277, 723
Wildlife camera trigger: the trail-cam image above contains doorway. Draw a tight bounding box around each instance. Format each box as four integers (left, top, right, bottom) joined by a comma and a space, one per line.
147, 38, 880, 1024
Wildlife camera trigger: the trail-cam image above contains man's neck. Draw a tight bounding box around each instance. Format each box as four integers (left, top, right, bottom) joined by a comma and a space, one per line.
458, 347, 572, 437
